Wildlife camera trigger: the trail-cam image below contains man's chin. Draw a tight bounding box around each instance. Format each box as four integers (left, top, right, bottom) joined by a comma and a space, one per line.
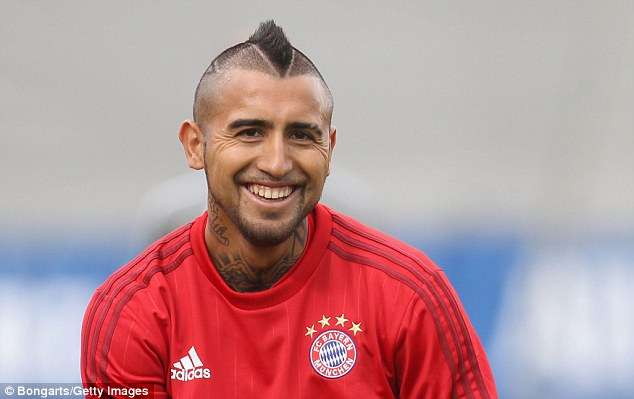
233, 208, 303, 246
237, 222, 296, 247
221, 191, 316, 246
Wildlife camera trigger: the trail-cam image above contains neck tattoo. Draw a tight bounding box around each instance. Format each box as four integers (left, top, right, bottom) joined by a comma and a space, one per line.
208, 197, 230, 247
210, 220, 308, 292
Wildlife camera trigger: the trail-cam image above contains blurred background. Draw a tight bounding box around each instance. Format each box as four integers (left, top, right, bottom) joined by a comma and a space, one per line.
1, 1, 633, 398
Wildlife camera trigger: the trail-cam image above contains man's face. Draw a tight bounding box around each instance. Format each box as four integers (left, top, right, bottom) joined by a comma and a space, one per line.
199, 69, 335, 246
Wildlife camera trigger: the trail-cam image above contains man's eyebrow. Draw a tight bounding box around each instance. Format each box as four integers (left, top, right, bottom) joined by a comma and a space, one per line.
287, 122, 324, 136
228, 119, 273, 130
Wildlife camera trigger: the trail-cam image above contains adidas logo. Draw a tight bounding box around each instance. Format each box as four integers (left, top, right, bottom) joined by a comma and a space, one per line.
170, 346, 212, 381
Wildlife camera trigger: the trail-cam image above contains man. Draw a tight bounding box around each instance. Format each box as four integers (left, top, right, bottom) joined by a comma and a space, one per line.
81, 21, 497, 398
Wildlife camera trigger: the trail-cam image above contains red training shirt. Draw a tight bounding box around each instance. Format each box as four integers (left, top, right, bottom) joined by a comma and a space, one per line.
81, 203, 497, 398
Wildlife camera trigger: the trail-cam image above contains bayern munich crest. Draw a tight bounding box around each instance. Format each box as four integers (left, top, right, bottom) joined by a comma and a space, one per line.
305, 314, 363, 379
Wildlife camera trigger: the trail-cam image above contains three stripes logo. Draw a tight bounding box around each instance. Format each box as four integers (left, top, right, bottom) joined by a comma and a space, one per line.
170, 346, 212, 382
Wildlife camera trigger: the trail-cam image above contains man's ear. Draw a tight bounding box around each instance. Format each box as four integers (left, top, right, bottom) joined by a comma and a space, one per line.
326, 126, 337, 176
178, 120, 205, 170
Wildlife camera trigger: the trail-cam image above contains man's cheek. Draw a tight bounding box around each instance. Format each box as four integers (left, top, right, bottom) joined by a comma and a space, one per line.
310, 143, 330, 160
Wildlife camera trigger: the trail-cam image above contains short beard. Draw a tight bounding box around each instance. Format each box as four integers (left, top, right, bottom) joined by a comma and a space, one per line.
211, 187, 311, 247
235, 201, 308, 246
203, 142, 315, 246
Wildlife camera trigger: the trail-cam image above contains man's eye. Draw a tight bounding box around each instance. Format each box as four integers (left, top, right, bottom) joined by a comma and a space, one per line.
239, 129, 262, 138
290, 130, 312, 141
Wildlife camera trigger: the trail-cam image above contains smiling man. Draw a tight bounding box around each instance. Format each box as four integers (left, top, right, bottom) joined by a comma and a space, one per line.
81, 21, 497, 398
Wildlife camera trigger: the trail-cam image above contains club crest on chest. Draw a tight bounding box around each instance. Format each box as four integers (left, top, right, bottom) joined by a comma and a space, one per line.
305, 313, 363, 379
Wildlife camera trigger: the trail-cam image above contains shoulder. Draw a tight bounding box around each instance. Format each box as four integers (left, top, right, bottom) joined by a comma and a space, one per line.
83, 219, 197, 331
324, 207, 498, 397
323, 205, 470, 329
81, 219, 198, 383
324, 205, 443, 288
96, 220, 195, 298
323, 206, 477, 354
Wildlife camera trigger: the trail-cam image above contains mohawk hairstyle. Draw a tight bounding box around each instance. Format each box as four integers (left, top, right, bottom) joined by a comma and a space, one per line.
193, 20, 332, 125
247, 20, 293, 75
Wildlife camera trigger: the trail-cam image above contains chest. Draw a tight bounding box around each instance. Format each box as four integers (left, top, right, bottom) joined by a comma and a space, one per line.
165, 285, 400, 398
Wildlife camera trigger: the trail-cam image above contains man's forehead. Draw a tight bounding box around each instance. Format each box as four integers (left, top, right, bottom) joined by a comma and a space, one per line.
204, 69, 330, 123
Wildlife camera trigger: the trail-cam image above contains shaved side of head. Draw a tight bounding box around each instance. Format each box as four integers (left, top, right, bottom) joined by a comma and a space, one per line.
193, 20, 333, 127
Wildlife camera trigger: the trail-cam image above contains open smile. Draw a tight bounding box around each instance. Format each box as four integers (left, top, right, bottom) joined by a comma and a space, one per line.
241, 183, 300, 206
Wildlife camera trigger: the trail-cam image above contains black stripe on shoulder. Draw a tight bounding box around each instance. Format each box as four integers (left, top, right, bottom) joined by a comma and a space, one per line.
96, 247, 194, 381
327, 241, 464, 396
329, 217, 491, 399
326, 220, 488, 397
83, 223, 192, 383
331, 213, 439, 275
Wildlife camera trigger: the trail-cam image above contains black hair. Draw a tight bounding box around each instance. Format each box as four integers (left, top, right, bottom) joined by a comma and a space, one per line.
193, 20, 332, 125
247, 20, 293, 75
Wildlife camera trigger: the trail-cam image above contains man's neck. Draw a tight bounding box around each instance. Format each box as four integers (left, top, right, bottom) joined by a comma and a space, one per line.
204, 198, 308, 292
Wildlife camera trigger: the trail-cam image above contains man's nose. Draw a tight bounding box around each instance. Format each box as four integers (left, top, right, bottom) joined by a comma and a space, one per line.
256, 133, 292, 178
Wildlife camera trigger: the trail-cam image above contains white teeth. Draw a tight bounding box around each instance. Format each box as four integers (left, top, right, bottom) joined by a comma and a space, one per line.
247, 184, 294, 200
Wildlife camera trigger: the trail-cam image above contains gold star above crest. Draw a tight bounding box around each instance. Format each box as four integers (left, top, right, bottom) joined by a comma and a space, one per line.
335, 313, 349, 327
318, 315, 331, 328
349, 321, 363, 336
305, 324, 317, 338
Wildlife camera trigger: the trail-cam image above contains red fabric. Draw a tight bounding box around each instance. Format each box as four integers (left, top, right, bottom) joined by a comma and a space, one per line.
81, 203, 497, 398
